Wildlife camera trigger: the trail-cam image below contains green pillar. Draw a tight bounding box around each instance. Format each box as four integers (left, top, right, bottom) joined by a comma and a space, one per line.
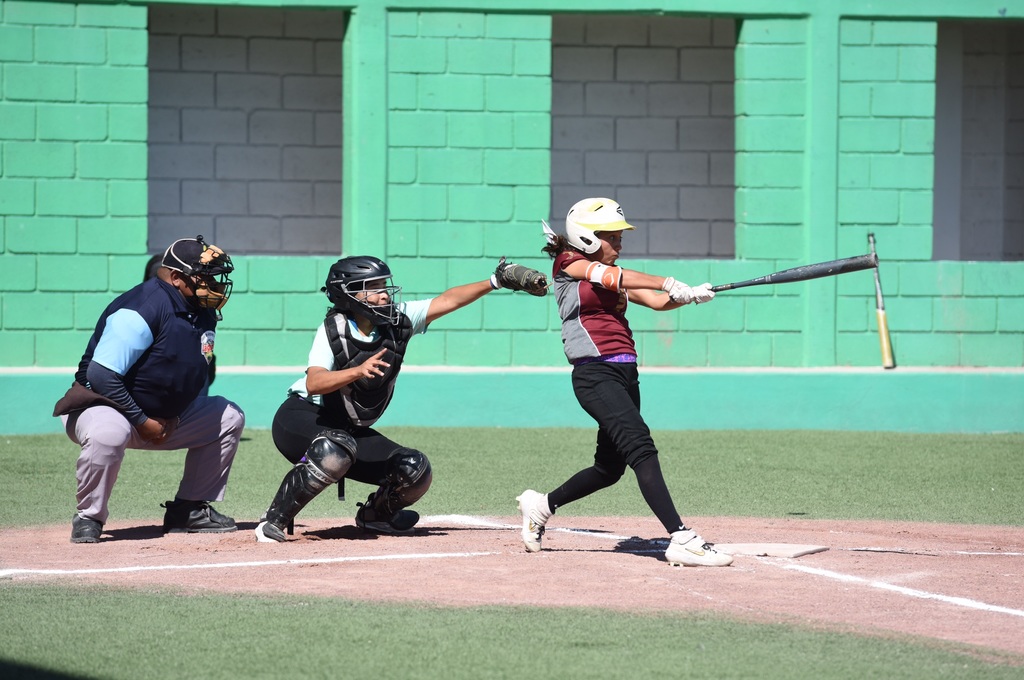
343, 1, 388, 257
804, 7, 841, 366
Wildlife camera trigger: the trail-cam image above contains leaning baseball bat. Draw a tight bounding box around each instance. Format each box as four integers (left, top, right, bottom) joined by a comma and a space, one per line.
710, 253, 878, 292
868, 233, 896, 369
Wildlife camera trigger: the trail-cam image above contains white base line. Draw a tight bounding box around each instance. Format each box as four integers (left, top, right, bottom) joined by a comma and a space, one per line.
0, 551, 495, 579
436, 515, 1024, 620
780, 563, 1024, 618
5, 515, 1021, 622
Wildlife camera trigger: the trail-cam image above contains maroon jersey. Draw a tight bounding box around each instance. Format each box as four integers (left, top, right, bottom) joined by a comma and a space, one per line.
552, 250, 636, 363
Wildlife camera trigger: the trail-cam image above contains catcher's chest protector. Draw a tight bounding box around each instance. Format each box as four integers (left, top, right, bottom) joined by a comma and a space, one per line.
321, 312, 414, 426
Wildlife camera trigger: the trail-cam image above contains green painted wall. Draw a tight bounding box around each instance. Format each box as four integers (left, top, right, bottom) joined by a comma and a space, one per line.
1, 0, 149, 367
9, 368, 1021, 434
2, 0, 1023, 434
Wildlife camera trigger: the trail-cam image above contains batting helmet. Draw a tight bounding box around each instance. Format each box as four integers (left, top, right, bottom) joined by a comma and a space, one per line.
565, 198, 636, 254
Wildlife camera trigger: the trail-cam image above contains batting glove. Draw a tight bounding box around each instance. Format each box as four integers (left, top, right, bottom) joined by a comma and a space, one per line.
661, 277, 695, 305
691, 283, 715, 304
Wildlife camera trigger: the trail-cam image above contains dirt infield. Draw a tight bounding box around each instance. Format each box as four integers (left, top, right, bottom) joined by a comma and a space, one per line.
2, 515, 1022, 661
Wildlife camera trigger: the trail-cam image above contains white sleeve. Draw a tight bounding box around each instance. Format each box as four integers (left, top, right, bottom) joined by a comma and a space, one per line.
306, 324, 335, 370
400, 298, 432, 335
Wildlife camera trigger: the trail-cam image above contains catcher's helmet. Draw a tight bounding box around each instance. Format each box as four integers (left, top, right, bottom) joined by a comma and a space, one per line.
565, 198, 635, 254
161, 235, 234, 311
323, 256, 402, 326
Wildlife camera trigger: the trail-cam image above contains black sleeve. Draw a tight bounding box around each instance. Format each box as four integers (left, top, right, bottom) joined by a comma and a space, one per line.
86, 362, 147, 426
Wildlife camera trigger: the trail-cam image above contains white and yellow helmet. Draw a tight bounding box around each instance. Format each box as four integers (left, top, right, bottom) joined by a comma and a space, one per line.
565, 197, 636, 254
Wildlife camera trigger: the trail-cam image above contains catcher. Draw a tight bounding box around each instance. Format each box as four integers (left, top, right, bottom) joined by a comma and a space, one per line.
255, 254, 546, 542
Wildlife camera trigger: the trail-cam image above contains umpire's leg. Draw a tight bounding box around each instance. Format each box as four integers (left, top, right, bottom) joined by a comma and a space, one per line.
63, 405, 134, 524
156, 396, 245, 502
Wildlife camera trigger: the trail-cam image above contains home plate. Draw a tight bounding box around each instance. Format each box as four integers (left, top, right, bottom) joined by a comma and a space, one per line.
716, 543, 828, 558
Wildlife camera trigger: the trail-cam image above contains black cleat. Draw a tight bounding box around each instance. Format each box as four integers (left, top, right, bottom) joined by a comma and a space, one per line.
161, 499, 237, 534
355, 493, 419, 534
70, 515, 103, 544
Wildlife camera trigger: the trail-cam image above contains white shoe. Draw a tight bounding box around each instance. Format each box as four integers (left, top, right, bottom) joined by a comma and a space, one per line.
255, 521, 286, 543
516, 490, 551, 553
665, 529, 733, 567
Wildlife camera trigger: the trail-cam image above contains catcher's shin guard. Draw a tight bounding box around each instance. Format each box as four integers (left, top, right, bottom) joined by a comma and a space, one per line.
262, 430, 355, 533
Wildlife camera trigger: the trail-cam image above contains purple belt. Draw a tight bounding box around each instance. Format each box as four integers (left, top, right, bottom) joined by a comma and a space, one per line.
572, 353, 637, 366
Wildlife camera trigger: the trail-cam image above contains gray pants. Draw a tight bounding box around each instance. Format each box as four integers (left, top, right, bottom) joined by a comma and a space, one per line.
62, 396, 245, 524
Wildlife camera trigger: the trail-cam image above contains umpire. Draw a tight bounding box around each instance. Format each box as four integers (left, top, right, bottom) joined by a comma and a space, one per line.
54, 236, 245, 544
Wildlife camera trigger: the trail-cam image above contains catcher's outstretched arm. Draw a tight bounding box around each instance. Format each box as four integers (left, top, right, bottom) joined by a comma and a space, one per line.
424, 279, 495, 324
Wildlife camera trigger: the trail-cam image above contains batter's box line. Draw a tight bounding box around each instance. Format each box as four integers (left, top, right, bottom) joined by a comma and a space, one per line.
841, 547, 1024, 557
426, 514, 633, 541
772, 561, 1024, 620
0, 551, 497, 579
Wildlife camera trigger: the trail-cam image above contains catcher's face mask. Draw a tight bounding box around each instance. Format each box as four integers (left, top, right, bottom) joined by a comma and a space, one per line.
344, 276, 402, 326
162, 235, 234, 316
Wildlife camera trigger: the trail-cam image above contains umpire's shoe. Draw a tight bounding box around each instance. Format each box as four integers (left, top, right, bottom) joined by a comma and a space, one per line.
161, 498, 238, 534
70, 515, 103, 544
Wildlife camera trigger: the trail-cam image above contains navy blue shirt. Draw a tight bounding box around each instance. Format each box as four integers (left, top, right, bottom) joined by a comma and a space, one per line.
75, 278, 218, 420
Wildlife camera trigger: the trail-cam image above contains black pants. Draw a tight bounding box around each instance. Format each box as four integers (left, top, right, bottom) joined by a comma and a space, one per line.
548, 361, 684, 534
571, 361, 657, 472
271, 394, 416, 488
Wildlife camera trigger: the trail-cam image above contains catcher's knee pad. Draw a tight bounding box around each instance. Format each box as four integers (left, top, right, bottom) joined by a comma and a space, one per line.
383, 447, 432, 507
304, 429, 357, 483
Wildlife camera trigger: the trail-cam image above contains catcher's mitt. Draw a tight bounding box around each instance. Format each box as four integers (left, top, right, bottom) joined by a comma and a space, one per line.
492, 257, 548, 296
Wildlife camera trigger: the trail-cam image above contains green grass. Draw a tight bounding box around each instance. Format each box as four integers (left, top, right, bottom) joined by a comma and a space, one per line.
1, 583, 1021, 680
4, 428, 1022, 527
1, 428, 1023, 678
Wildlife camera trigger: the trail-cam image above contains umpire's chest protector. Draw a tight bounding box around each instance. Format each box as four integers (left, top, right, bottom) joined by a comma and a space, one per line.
321, 311, 414, 426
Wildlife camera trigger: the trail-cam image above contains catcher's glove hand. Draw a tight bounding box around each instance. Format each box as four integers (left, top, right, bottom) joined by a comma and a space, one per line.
491, 257, 548, 296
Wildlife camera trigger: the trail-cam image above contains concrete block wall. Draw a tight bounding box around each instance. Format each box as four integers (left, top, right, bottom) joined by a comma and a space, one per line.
726, 18, 809, 367
959, 22, 1024, 261
836, 19, 938, 365
2, 1, 1023, 378
836, 19, 1024, 367
1, 0, 149, 367
550, 14, 736, 259
147, 5, 345, 256
3, 0, 1024, 436
385, 10, 562, 367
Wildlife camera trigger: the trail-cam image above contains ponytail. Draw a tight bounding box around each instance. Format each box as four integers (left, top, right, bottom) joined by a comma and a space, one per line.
542, 234, 572, 259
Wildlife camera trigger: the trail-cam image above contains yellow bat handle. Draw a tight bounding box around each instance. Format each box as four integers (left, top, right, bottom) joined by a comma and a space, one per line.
876, 309, 895, 369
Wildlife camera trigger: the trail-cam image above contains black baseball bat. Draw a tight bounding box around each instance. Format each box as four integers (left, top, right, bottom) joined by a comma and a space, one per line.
711, 253, 878, 292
